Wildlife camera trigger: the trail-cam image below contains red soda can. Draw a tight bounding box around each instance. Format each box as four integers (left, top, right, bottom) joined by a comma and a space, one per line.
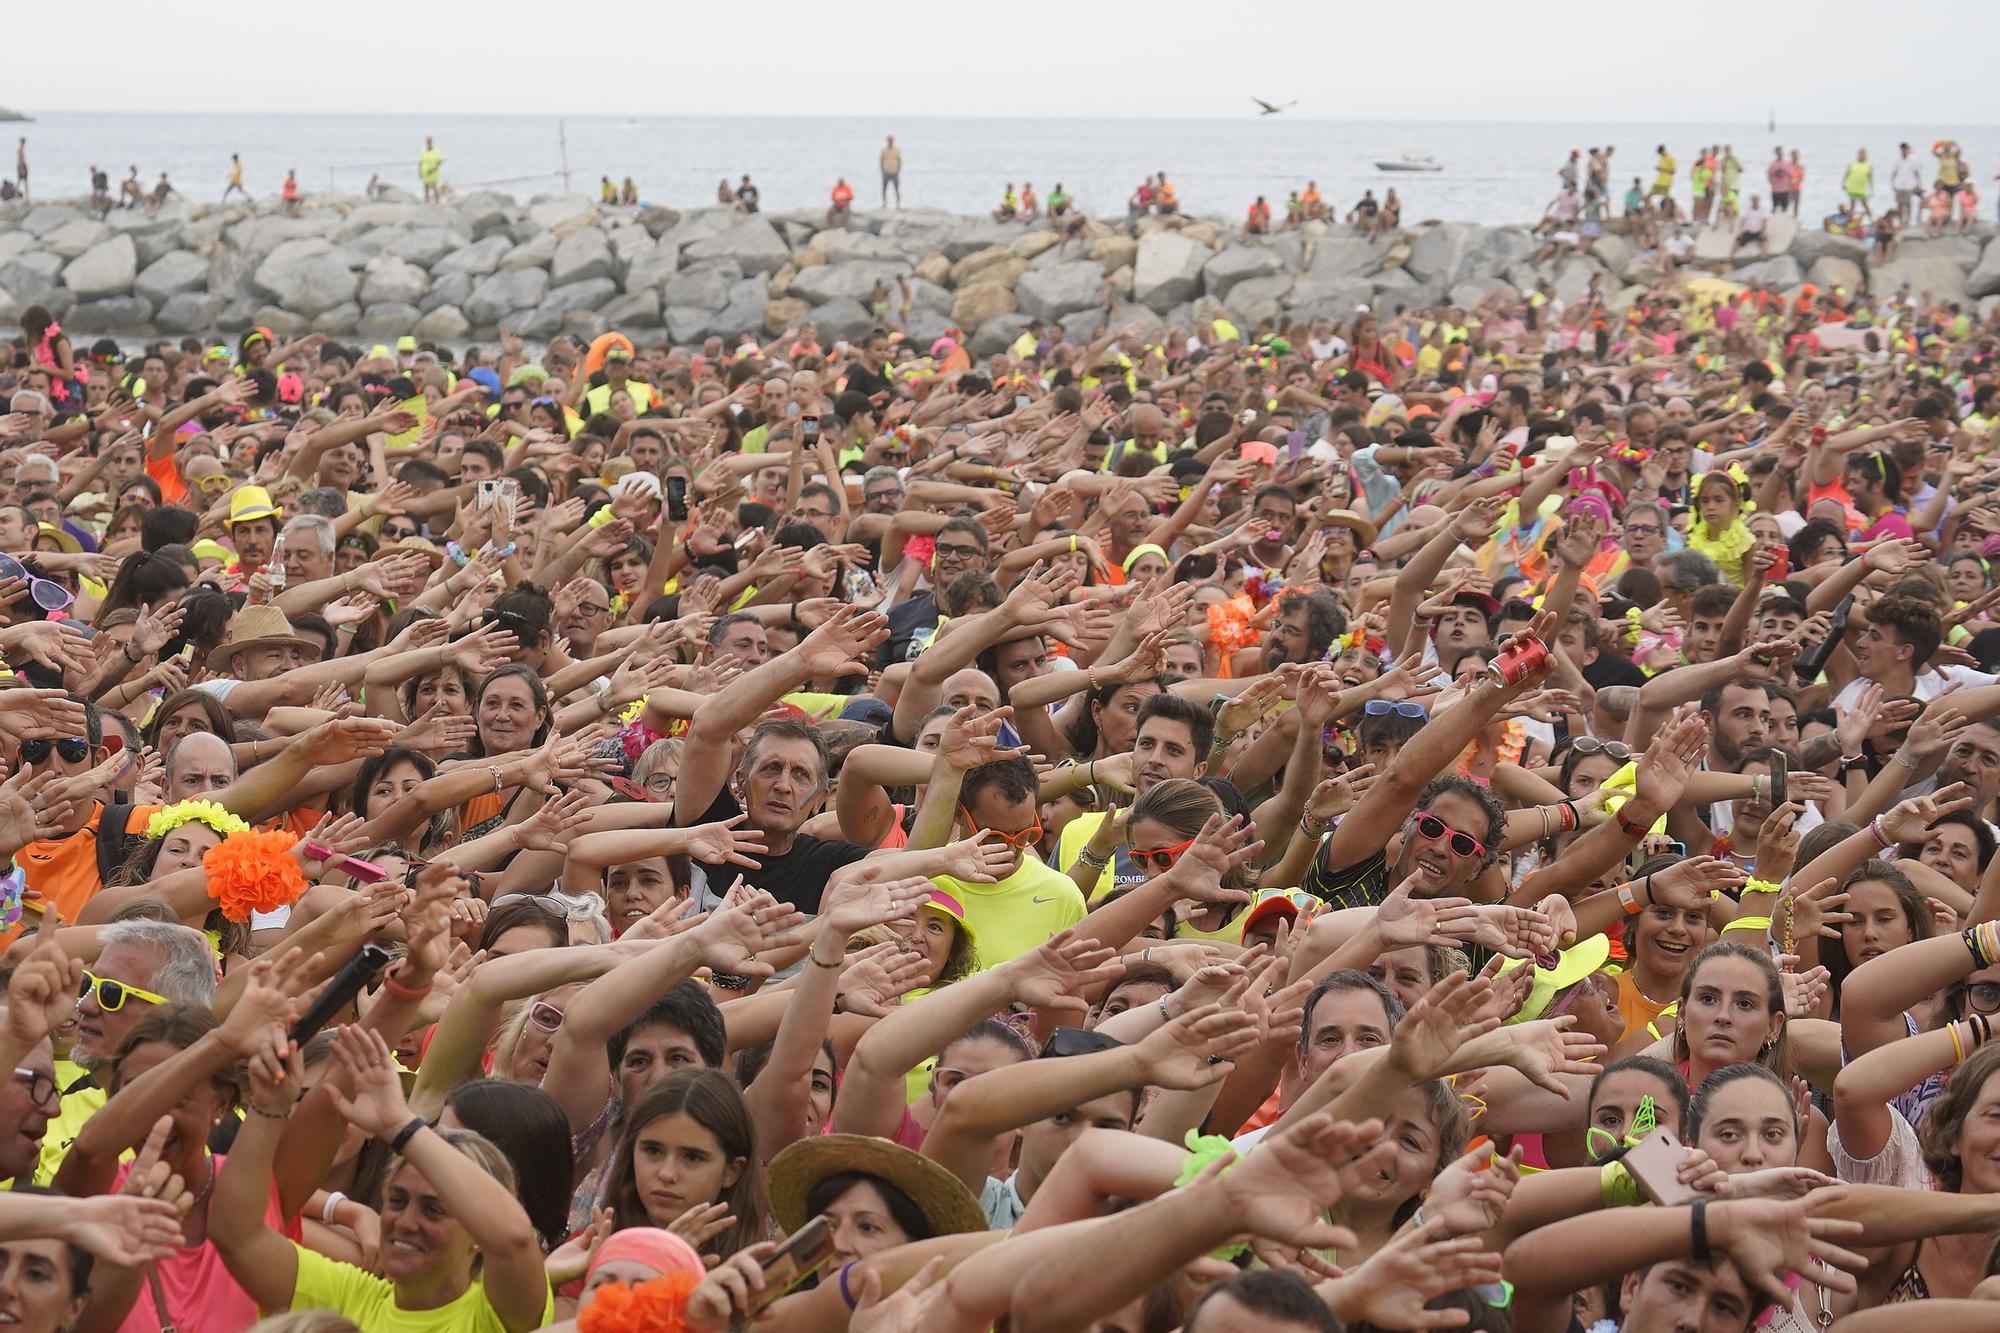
1487, 635, 1549, 686
1809, 424, 1827, 447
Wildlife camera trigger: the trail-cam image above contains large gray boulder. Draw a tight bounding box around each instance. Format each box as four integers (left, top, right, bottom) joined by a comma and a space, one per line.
969, 313, 1034, 358
1788, 229, 1868, 268
661, 266, 736, 312
663, 207, 740, 249
434, 234, 512, 278
819, 231, 914, 265
455, 193, 515, 239
1204, 245, 1282, 299
525, 196, 598, 233
788, 260, 908, 308
62, 236, 138, 301
599, 291, 661, 328
155, 291, 225, 334
105, 215, 185, 268
1014, 260, 1104, 321
1727, 255, 1804, 288
360, 258, 430, 308
622, 241, 679, 296
1222, 273, 1293, 326
1405, 222, 1481, 287
1970, 238, 2000, 300
67, 296, 152, 332
42, 219, 111, 261
807, 299, 875, 343
1304, 234, 1393, 279
1589, 233, 1635, 278
1806, 256, 1864, 292
0, 234, 35, 265
500, 232, 557, 271
464, 268, 550, 327
715, 277, 768, 338
412, 305, 471, 340
356, 303, 424, 338
333, 203, 429, 240
420, 272, 473, 314
204, 249, 258, 304
684, 217, 791, 275
551, 229, 616, 287
316, 303, 361, 337
19, 205, 84, 238
252, 241, 357, 317
249, 305, 313, 337
1868, 254, 1968, 305
0, 252, 64, 301
1285, 277, 1376, 318
1132, 232, 1209, 311
607, 225, 656, 268
517, 278, 619, 337
133, 251, 208, 308
382, 226, 466, 268
228, 214, 325, 264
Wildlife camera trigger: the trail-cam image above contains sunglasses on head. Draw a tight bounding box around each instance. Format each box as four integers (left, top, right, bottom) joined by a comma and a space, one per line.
1362, 699, 1428, 720
21, 738, 89, 765
960, 806, 1042, 849
1568, 736, 1634, 761
79, 970, 168, 1013
1414, 813, 1485, 860
1130, 835, 1196, 874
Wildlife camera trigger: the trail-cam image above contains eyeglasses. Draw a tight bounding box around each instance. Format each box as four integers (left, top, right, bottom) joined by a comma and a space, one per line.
1568, 736, 1634, 761
1130, 835, 1196, 874
793, 507, 835, 521
21, 738, 89, 765
864, 490, 903, 505
1967, 982, 2000, 1016
574, 602, 611, 618
1625, 523, 1663, 537
12, 1067, 56, 1113
1362, 700, 1428, 720
1413, 813, 1485, 861
961, 806, 1043, 849
79, 970, 168, 1013
933, 542, 983, 562
0, 553, 74, 613
526, 1001, 565, 1033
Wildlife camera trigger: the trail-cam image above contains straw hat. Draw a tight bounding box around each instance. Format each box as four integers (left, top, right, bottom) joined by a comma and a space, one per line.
767, 1134, 987, 1238
1320, 508, 1378, 549
383, 536, 446, 569
208, 605, 319, 674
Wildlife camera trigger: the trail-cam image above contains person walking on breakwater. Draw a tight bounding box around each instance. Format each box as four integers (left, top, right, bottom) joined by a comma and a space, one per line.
222, 153, 247, 202
419, 135, 443, 203
13, 136, 26, 201
880, 133, 902, 207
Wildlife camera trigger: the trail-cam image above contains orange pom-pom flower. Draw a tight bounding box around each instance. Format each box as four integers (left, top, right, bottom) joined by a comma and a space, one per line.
201, 829, 308, 923
577, 1271, 701, 1333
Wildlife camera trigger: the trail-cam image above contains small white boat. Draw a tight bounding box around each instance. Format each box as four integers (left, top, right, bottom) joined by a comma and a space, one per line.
1375, 153, 1442, 173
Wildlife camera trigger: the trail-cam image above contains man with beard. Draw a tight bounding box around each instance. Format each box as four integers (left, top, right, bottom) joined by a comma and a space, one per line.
1259, 589, 1346, 674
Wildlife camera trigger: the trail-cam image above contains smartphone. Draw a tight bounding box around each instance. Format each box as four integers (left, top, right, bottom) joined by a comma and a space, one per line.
1014, 393, 1031, 410
800, 416, 821, 448
301, 842, 392, 884
1285, 430, 1306, 461
740, 1215, 836, 1319
1765, 546, 1790, 581
476, 479, 498, 511
1769, 752, 1788, 809
1239, 408, 1257, 426
176, 642, 195, 664
665, 475, 689, 523
288, 942, 392, 1046
734, 528, 761, 550
1621, 1127, 1700, 1206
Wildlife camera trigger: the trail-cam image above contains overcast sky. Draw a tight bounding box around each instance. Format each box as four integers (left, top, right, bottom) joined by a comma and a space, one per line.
11, 0, 1997, 123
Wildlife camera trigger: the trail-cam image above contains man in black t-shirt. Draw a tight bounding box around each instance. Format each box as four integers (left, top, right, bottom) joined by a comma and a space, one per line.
686, 767, 867, 913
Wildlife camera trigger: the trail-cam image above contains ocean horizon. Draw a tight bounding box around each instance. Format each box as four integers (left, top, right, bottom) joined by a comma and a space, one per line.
6, 112, 1996, 228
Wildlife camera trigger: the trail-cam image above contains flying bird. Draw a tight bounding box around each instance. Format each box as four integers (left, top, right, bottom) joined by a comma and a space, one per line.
1252, 98, 1297, 117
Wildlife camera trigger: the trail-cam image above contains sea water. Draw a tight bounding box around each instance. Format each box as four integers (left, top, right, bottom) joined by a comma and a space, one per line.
9, 112, 1997, 227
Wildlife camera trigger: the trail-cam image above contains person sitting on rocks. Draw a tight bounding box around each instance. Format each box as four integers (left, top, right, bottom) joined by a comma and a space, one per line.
828, 177, 855, 229
1245, 195, 1272, 236
994, 183, 1019, 222
1347, 189, 1379, 233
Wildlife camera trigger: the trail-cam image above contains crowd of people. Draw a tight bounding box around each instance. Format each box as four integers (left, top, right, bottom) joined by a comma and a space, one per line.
0, 226, 1993, 1333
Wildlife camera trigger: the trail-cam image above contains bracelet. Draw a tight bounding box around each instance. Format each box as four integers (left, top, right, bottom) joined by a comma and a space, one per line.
1966, 922, 2000, 969
381, 966, 432, 1001
1300, 814, 1329, 838
1557, 800, 1579, 833
1618, 882, 1645, 916
388, 1117, 428, 1153
1975, 1013, 1994, 1048
1600, 1160, 1643, 1208
1068, 535, 1077, 554
1087, 666, 1100, 691
489, 764, 504, 794
248, 1101, 291, 1121
121, 642, 140, 663
1868, 816, 1895, 852
320, 1190, 347, 1224
339, 572, 352, 594
1896, 750, 1920, 771
808, 948, 843, 970
1743, 878, 1782, 898
1951, 1020, 1968, 1064
1087, 759, 1097, 789
1076, 846, 1111, 870
1615, 808, 1650, 839
1537, 807, 1553, 840
1690, 1199, 1713, 1262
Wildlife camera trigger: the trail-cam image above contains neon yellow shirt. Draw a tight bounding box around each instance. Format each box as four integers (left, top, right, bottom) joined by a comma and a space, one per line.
932, 853, 1085, 972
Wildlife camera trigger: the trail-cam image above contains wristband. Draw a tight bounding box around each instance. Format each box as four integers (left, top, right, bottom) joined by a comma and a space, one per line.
1557, 800, 1579, 833
808, 948, 843, 970
382, 966, 432, 1001
1075, 847, 1111, 871
1615, 808, 1651, 839
1599, 1160, 1644, 1208
320, 1190, 348, 1224
1966, 922, 2000, 970
1719, 915, 1771, 935
1618, 882, 1644, 916
388, 1117, 428, 1153
1690, 1198, 1713, 1262
489, 764, 504, 794
1743, 878, 1782, 898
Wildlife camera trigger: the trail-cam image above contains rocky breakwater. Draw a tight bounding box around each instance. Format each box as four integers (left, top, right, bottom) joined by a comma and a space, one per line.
2, 191, 1997, 349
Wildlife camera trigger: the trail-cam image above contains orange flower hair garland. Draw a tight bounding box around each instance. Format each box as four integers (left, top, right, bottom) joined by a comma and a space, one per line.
577, 1270, 702, 1333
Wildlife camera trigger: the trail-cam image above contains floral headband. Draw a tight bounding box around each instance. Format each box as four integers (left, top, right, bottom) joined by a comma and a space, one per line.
145, 800, 250, 843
